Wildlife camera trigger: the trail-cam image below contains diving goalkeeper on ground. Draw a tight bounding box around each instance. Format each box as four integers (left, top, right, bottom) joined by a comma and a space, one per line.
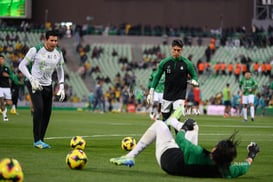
110, 107, 260, 178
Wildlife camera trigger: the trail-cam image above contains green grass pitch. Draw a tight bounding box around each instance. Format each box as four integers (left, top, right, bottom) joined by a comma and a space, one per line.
0, 110, 272, 182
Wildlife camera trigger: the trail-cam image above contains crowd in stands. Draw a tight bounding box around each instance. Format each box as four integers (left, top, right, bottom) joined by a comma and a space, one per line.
72, 25, 273, 114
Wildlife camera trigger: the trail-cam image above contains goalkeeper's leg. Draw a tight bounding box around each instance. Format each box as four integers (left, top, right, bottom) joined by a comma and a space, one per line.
167, 117, 199, 145
126, 121, 177, 158
110, 121, 178, 167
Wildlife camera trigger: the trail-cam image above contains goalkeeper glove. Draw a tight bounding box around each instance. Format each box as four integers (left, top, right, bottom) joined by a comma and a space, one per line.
181, 118, 196, 132
146, 88, 154, 105
247, 142, 260, 160
187, 79, 199, 87
56, 83, 65, 102
29, 76, 43, 93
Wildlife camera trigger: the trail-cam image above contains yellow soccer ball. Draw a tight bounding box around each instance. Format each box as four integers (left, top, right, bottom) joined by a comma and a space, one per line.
70, 136, 86, 150
66, 149, 88, 170
121, 137, 137, 151
0, 158, 24, 182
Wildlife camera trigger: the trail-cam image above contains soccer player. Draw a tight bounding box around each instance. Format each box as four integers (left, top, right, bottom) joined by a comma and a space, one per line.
110, 108, 260, 178
147, 39, 199, 123
223, 83, 232, 117
10, 70, 25, 115
239, 71, 258, 122
148, 66, 165, 120
19, 30, 65, 149
0, 54, 18, 121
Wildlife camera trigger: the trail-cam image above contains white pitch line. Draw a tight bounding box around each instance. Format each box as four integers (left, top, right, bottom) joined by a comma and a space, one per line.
45, 134, 142, 140
45, 133, 273, 140
200, 124, 273, 129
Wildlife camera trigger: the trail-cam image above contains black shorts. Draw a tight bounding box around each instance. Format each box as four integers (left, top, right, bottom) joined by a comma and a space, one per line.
224, 101, 231, 107
160, 148, 185, 176
160, 148, 221, 177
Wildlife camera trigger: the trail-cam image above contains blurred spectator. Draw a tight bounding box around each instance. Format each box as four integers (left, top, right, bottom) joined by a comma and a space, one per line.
93, 79, 105, 113
228, 63, 233, 76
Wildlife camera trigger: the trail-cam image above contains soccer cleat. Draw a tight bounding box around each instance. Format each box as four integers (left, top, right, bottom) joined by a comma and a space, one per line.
3, 116, 8, 122
149, 112, 156, 121
110, 156, 135, 167
10, 108, 17, 115
171, 106, 185, 120
165, 107, 185, 125
251, 118, 254, 122
243, 119, 247, 122
33, 140, 51, 149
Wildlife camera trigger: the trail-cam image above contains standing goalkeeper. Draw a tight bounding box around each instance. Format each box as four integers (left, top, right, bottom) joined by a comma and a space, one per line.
147, 39, 199, 122
19, 30, 65, 149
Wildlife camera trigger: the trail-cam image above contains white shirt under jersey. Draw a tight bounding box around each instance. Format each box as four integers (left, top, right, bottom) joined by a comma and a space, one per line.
19, 45, 65, 86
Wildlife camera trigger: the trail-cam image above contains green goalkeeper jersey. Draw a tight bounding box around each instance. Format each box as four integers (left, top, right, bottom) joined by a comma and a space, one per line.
239, 77, 257, 96
175, 132, 250, 178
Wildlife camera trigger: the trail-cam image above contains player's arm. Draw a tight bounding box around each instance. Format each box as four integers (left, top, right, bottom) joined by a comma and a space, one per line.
239, 79, 244, 94
186, 59, 199, 86
147, 72, 154, 90
227, 142, 260, 178
187, 62, 198, 82
6, 66, 19, 85
252, 78, 258, 92
175, 131, 195, 150
19, 47, 43, 92
56, 52, 65, 101
18, 47, 36, 80
56, 52, 65, 84
239, 79, 242, 89
147, 63, 164, 104
151, 65, 163, 89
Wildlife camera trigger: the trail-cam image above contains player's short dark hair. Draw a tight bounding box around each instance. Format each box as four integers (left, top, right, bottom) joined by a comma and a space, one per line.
211, 131, 240, 172
45, 30, 59, 39
0, 54, 4, 58
172, 39, 184, 48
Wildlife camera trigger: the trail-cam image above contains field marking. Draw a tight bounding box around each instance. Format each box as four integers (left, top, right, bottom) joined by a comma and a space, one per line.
45, 123, 273, 140
102, 122, 273, 129
45, 133, 273, 141
80, 121, 273, 129
200, 124, 273, 129
45, 134, 142, 140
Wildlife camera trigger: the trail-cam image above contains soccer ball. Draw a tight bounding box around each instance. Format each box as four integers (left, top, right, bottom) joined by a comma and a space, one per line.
121, 137, 137, 151
70, 136, 86, 150
66, 149, 88, 170
0, 158, 24, 182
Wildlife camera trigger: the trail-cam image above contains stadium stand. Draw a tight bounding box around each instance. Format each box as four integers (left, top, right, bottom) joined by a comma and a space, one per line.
1, 26, 272, 108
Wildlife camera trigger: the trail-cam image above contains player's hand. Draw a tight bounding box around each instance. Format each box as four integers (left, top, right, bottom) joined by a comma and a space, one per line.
57, 83, 65, 102
30, 76, 43, 93
187, 79, 199, 87
146, 88, 154, 105
247, 142, 260, 160
181, 118, 196, 132
248, 88, 252, 92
